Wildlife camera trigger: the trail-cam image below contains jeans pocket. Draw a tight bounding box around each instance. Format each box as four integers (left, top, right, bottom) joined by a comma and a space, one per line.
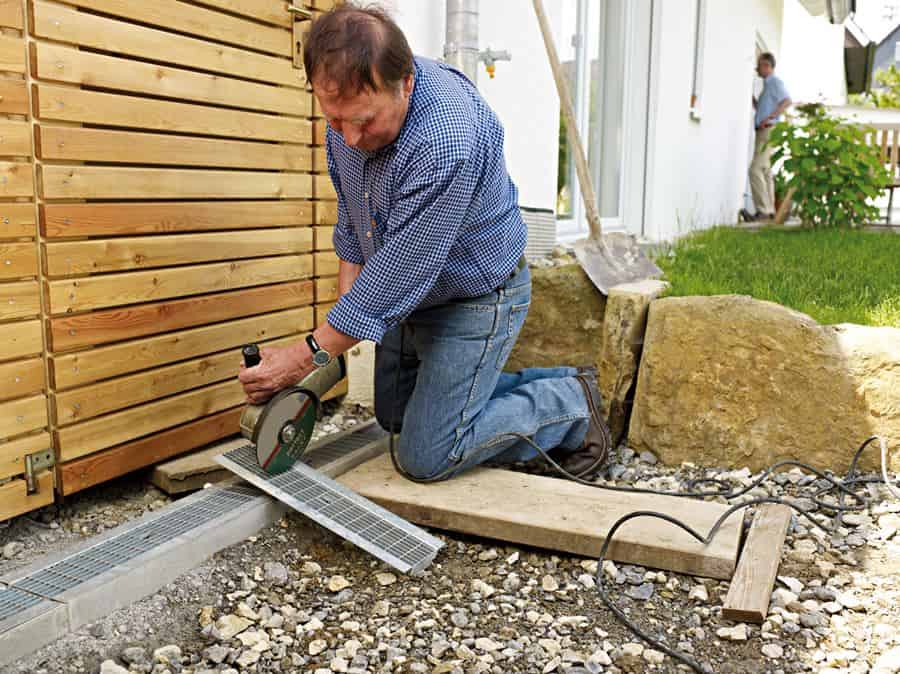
496, 301, 530, 370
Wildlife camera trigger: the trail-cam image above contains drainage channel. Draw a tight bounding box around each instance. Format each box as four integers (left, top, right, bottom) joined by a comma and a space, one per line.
0, 420, 389, 668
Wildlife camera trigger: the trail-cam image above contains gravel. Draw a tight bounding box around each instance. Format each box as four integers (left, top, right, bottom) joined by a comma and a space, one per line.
2, 403, 899, 674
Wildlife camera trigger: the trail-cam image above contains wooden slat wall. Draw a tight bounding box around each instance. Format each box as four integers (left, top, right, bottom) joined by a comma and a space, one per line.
0, 0, 344, 505
0, 15, 54, 520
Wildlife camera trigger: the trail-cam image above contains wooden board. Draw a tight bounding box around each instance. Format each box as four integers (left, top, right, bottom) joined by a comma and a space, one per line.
35, 85, 312, 143
0, 432, 51, 481
0, 357, 44, 402
314, 226, 335, 250
315, 301, 336, 325
314, 251, 339, 277
46, 255, 312, 314
0, 472, 53, 522
315, 276, 339, 303
0, 203, 35, 239
32, 41, 309, 116
722, 504, 792, 623
0, 320, 43, 361
314, 174, 337, 200
315, 200, 338, 225
31, 0, 303, 88
0, 162, 34, 197
0, 280, 40, 320
51, 307, 313, 388
0, 242, 38, 279
150, 437, 243, 495
191, 0, 292, 28
37, 126, 310, 171
0, 394, 48, 440
54, 0, 292, 57
44, 228, 313, 276
56, 379, 245, 461
53, 334, 297, 424
0, 119, 31, 157
0, 0, 24, 29
58, 407, 241, 495
0, 79, 28, 116
42, 200, 313, 237
338, 455, 743, 579
40, 165, 312, 200
0, 34, 24, 74
50, 280, 313, 351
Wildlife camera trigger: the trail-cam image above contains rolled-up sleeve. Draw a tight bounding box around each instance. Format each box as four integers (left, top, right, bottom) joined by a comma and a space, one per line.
327, 150, 475, 343
326, 128, 365, 265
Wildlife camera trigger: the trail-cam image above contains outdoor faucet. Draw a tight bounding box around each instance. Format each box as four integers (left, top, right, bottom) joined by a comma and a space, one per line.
480, 48, 511, 79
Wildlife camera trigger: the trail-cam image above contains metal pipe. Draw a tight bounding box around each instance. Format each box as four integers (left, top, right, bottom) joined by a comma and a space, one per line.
444, 0, 480, 83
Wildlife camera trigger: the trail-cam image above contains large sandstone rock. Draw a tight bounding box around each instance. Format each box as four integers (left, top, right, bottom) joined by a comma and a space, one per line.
628, 295, 899, 472
598, 280, 668, 444
506, 262, 607, 372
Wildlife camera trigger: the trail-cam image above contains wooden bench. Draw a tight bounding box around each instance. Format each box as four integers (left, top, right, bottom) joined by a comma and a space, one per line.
864, 124, 900, 224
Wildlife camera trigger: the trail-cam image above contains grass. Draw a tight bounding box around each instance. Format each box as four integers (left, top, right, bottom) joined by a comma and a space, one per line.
654, 227, 900, 327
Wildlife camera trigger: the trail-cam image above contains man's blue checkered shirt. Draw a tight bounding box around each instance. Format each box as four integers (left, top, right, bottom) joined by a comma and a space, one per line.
325, 56, 527, 344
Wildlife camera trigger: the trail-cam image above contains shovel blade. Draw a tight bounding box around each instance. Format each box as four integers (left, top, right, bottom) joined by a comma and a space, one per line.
573, 233, 662, 295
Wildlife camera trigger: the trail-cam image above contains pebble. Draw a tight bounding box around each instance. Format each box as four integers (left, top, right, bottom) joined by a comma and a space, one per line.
215, 615, 252, 640
474, 637, 501, 652
472, 579, 496, 597
643, 648, 665, 664
638, 451, 658, 465
2, 541, 23, 559
263, 561, 289, 585
626, 582, 654, 601
309, 639, 328, 655
873, 647, 900, 674
716, 624, 748, 641
837, 592, 863, 610
762, 643, 784, 659
541, 575, 559, 592
301, 561, 322, 576
235, 649, 260, 667
328, 575, 351, 592
689, 584, 709, 602
778, 576, 804, 594
99, 661, 128, 674
375, 572, 396, 586
120, 647, 147, 665
615, 642, 644, 665
203, 645, 229, 664
152, 644, 182, 663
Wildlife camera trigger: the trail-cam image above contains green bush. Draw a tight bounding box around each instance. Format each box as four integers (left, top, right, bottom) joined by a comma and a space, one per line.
768, 103, 889, 228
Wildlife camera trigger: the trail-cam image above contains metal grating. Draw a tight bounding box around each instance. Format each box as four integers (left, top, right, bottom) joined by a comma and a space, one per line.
304, 422, 387, 469
217, 443, 443, 574
0, 585, 46, 623
6, 486, 257, 603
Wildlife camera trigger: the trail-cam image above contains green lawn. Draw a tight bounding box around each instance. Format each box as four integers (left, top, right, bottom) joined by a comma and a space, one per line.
654, 227, 900, 327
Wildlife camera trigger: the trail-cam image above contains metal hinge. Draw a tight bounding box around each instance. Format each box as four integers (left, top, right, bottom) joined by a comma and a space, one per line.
25, 449, 55, 495
288, 4, 314, 71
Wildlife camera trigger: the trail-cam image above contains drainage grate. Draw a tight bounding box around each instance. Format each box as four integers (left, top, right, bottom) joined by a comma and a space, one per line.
217, 443, 443, 574
6, 485, 258, 603
0, 585, 46, 623
304, 422, 387, 469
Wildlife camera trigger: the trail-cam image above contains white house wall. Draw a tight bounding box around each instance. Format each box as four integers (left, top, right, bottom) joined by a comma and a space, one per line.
387, 0, 563, 212
643, 0, 784, 242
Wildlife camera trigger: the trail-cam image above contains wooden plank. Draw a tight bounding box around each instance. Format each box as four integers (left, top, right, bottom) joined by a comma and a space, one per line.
314, 200, 338, 225
0, 202, 35, 238
313, 147, 328, 173
322, 376, 347, 401
315, 275, 339, 303
35, 85, 311, 143
0, 34, 24, 74
314, 226, 334, 250
0, 242, 37, 279
0, 432, 51, 481
53, 333, 297, 424
58, 407, 241, 496
45, 228, 313, 276
0, 0, 23, 29
314, 174, 337, 200
722, 504, 793, 623
37, 126, 311, 171
0, 319, 43, 361
54, 0, 291, 56
191, 0, 292, 28
0, 79, 28, 115
0, 280, 40, 320
56, 379, 245, 461
0, 472, 53, 522
51, 307, 313, 388
0, 394, 48, 440
0, 357, 43, 403
32, 0, 303, 89
41, 165, 312, 200
0, 119, 31, 157
315, 301, 336, 325
42, 200, 313, 238
0, 162, 34, 197
150, 437, 243, 495
314, 250, 339, 277
338, 454, 743, 579
32, 41, 308, 116
50, 280, 313, 351
47, 255, 312, 314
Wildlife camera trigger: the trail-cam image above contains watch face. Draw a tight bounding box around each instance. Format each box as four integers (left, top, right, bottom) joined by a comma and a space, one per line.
313, 350, 331, 367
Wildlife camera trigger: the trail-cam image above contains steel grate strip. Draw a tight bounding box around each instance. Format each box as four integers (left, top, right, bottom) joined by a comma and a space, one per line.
304, 423, 387, 469
216, 443, 443, 574
0, 585, 49, 623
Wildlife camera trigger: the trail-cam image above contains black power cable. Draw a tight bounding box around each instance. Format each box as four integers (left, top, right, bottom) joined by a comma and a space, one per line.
386, 325, 893, 672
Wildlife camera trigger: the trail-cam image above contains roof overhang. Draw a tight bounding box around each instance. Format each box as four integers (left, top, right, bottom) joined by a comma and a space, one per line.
797, 0, 854, 24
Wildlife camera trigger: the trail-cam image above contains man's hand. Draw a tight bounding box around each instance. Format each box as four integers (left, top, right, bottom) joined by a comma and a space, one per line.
238, 342, 313, 404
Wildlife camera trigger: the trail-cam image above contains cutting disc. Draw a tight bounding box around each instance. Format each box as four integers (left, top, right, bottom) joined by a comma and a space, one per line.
253, 387, 317, 475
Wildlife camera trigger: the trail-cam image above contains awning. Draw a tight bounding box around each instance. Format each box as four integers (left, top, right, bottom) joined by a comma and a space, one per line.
796, 0, 854, 24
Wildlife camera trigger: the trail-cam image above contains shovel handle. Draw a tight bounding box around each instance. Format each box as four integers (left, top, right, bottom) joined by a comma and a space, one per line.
242, 344, 261, 368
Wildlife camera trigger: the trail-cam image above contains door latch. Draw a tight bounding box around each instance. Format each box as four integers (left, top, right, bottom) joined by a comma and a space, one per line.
289, 4, 314, 71
25, 449, 55, 495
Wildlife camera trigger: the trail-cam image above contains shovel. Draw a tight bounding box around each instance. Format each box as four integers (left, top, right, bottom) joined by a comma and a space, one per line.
532, 0, 661, 293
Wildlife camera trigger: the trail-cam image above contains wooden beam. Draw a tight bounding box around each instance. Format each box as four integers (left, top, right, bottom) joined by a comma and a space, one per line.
0, 357, 44, 402
0, 280, 40, 320
0, 394, 48, 439
58, 408, 241, 496
722, 504, 792, 623
0, 162, 34, 198
0, 242, 38, 279
0, 432, 51, 481
314, 200, 338, 226
0, 34, 25, 74
0, 0, 24, 29
0, 202, 35, 238
313, 174, 337, 201
338, 455, 743, 579
50, 281, 313, 351
150, 437, 243, 495
315, 276, 339, 303
314, 251, 339, 277
0, 320, 43, 361
0, 473, 53, 522
0, 79, 28, 116
0, 119, 32, 157
41, 200, 313, 238
191, 0, 292, 28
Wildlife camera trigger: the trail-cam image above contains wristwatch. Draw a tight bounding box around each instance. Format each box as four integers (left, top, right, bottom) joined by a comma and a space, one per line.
305, 334, 331, 368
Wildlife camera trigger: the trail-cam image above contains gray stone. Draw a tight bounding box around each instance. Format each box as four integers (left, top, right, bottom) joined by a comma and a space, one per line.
203, 645, 230, 665
153, 645, 182, 664
762, 644, 784, 659
625, 583, 654, 601
2, 541, 23, 559
121, 647, 148, 665
264, 562, 289, 586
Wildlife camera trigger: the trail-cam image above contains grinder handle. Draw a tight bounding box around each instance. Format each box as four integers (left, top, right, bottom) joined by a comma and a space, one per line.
242, 344, 261, 368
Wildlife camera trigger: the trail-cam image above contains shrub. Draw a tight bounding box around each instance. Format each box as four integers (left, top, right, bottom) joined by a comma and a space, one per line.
768, 103, 889, 228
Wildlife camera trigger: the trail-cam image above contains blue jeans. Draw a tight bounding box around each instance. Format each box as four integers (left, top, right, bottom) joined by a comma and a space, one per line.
374, 265, 590, 480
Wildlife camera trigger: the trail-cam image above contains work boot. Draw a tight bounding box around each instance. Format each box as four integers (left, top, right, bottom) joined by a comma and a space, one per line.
557, 372, 611, 478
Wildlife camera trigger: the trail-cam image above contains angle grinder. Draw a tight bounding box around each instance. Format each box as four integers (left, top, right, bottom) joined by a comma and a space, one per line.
239, 343, 346, 475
